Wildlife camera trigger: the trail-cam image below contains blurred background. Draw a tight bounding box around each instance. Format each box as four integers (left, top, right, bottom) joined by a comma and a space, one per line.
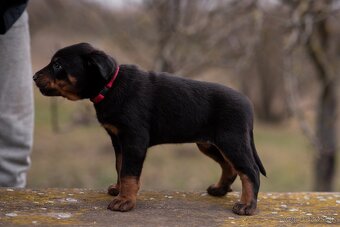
27, 0, 340, 192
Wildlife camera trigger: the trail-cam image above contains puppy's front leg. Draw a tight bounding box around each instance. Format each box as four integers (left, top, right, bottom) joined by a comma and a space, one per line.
107, 135, 122, 196
107, 136, 147, 212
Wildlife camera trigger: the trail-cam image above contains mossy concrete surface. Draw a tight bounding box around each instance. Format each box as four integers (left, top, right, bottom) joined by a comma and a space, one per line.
0, 188, 338, 226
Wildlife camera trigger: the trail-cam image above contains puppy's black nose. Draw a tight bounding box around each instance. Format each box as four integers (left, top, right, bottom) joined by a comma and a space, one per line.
33, 73, 40, 81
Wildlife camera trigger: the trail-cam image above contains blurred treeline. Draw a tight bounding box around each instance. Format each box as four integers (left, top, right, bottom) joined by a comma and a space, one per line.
28, 0, 339, 191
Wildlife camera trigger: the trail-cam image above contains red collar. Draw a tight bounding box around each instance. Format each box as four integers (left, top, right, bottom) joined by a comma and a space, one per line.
91, 65, 120, 104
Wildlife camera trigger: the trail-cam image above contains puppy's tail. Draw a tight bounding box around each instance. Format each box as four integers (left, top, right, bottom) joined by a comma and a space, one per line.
250, 130, 266, 177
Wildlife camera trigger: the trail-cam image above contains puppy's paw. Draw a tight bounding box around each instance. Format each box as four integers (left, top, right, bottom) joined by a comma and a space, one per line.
107, 184, 120, 196
207, 184, 232, 197
232, 201, 257, 215
107, 196, 136, 212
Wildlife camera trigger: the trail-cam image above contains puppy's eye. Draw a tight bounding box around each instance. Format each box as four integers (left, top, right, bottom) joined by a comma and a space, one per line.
53, 62, 63, 72
52, 61, 66, 79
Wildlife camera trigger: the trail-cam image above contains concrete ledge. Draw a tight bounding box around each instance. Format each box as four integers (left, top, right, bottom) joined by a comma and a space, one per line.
0, 188, 339, 226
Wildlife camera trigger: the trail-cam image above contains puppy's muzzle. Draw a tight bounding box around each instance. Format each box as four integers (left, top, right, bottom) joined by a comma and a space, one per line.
33, 71, 49, 88
33, 72, 42, 82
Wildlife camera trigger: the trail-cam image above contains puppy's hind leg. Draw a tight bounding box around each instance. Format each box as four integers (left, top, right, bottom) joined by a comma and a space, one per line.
197, 143, 237, 197
214, 134, 260, 215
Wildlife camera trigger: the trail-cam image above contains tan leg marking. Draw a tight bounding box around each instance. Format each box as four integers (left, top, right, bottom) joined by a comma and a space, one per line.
107, 176, 140, 212
108, 152, 122, 196
119, 176, 140, 200
239, 173, 254, 205
197, 143, 237, 196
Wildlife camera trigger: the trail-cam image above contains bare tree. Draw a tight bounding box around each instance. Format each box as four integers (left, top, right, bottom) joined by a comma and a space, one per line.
144, 0, 181, 72
237, 3, 288, 122
284, 0, 338, 191
143, 0, 261, 75
144, 0, 288, 122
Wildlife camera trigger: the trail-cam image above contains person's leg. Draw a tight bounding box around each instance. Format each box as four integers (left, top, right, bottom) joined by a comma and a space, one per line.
0, 11, 34, 187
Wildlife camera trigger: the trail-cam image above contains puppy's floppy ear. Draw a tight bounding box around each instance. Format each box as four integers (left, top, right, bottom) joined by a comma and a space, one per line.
85, 50, 117, 81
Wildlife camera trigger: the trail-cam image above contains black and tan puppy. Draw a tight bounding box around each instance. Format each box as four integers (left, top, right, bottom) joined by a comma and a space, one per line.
33, 43, 266, 215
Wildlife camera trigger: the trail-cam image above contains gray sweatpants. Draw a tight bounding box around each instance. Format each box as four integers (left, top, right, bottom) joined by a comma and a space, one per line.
0, 11, 33, 187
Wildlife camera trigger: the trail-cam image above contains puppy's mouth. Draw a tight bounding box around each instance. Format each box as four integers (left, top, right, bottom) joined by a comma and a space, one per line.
33, 75, 61, 96
33, 73, 82, 100
38, 87, 60, 96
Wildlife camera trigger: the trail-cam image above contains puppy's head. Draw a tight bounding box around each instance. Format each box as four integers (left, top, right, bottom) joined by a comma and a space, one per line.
33, 43, 117, 100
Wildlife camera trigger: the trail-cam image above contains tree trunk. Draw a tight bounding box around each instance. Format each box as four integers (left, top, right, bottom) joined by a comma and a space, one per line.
314, 83, 337, 191
152, 0, 180, 73
303, 1, 338, 191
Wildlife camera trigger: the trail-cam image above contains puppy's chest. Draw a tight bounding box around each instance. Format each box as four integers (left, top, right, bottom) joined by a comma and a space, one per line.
102, 123, 119, 136
96, 110, 121, 136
